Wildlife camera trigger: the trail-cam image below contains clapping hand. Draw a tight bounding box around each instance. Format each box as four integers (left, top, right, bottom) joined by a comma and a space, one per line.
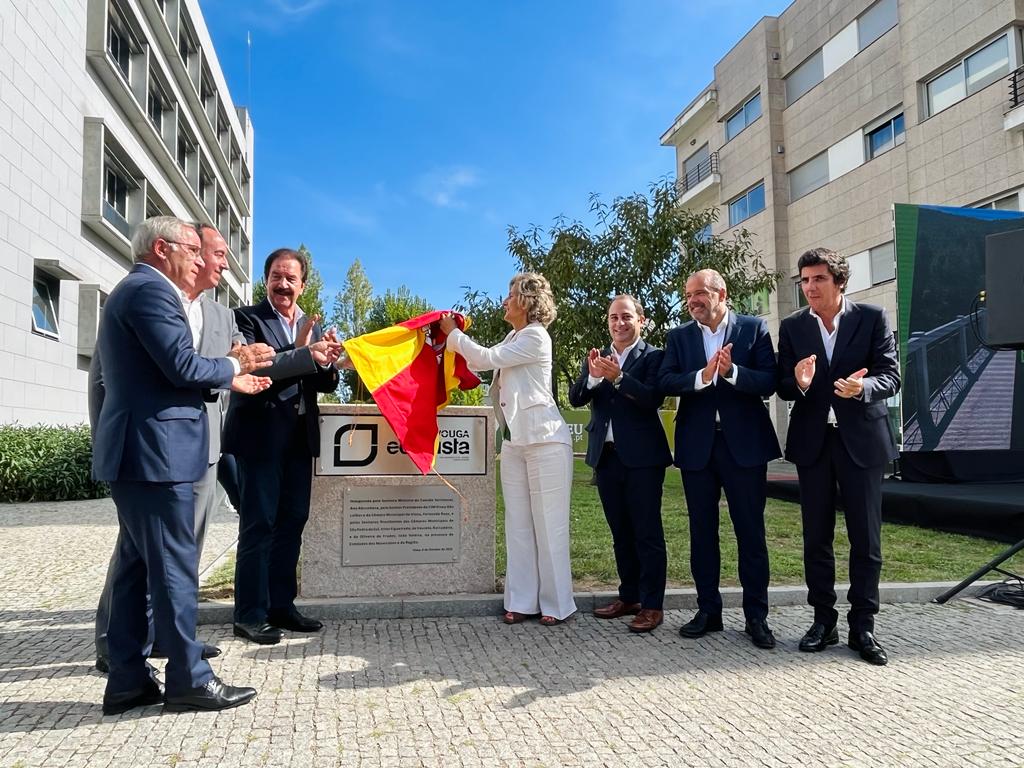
296, 314, 320, 348
834, 367, 868, 399
702, 350, 720, 385
716, 343, 734, 378
588, 349, 621, 383
228, 341, 275, 374
795, 354, 816, 390
231, 373, 272, 394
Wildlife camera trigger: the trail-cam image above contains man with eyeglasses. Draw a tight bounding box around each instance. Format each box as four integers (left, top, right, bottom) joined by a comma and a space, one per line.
659, 269, 781, 650
91, 216, 275, 714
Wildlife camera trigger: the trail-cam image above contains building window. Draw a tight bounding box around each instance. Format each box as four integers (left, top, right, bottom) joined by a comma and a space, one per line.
736, 287, 770, 316
927, 35, 1010, 116
847, 241, 896, 292
786, 50, 824, 106
107, 14, 131, 79
728, 182, 765, 226
979, 191, 1021, 211
176, 126, 195, 175
857, 0, 898, 51
793, 279, 808, 309
103, 154, 134, 238
789, 152, 829, 200
178, 21, 197, 66
866, 113, 905, 159
725, 92, 761, 141
147, 83, 168, 132
31, 271, 60, 339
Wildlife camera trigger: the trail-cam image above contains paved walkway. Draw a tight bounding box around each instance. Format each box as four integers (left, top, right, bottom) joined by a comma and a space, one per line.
2, 500, 1024, 767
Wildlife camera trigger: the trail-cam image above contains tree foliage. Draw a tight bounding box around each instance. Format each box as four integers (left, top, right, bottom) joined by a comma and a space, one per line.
459, 179, 780, 403
250, 244, 325, 319
330, 259, 375, 401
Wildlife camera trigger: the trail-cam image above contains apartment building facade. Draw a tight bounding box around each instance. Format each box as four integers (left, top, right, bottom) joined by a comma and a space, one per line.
0, 0, 254, 425
662, 0, 1024, 430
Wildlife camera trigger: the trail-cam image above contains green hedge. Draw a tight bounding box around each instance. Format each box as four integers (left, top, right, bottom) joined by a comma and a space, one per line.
0, 424, 108, 502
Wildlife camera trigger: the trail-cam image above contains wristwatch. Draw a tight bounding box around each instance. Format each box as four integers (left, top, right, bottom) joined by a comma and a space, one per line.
612, 373, 624, 388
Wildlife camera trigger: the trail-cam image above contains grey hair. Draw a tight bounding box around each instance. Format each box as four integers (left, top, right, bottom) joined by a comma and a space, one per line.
131, 216, 191, 262
509, 272, 557, 327
689, 268, 727, 293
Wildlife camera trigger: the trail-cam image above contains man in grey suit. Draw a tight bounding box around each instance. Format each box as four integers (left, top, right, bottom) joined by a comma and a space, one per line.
92, 222, 248, 671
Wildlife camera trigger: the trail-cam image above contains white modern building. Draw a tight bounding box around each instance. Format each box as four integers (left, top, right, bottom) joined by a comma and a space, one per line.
0, 0, 254, 425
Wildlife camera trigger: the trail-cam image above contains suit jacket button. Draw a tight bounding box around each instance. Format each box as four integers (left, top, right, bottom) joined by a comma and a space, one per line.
294, 403, 300, 410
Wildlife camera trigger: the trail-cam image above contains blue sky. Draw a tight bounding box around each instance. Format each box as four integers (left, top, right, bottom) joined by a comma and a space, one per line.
199, 0, 792, 314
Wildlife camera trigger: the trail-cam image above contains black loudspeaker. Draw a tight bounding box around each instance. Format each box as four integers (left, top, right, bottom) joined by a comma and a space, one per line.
985, 229, 1024, 348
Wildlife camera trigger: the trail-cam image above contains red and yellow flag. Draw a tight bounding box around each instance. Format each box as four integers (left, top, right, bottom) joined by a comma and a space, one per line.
342, 310, 480, 475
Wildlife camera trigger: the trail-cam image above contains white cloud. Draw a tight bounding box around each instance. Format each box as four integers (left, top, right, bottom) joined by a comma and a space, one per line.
415, 166, 481, 209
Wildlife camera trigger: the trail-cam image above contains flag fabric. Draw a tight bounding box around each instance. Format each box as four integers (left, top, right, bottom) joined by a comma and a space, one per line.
342, 310, 481, 474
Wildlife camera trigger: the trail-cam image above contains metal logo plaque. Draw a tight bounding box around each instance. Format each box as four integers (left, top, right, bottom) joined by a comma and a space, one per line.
343, 486, 460, 566
317, 414, 487, 476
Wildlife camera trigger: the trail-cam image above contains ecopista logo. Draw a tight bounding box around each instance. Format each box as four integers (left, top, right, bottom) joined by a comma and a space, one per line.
333, 423, 378, 467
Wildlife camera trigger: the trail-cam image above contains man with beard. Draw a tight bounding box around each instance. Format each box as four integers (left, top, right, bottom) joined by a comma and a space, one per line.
659, 269, 781, 650
223, 248, 342, 644
92, 222, 248, 672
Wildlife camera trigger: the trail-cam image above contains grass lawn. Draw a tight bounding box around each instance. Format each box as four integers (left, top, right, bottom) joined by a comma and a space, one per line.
201, 458, 1023, 598
496, 458, 1024, 591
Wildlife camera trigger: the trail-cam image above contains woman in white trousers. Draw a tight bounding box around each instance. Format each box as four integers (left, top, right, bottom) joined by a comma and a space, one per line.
440, 273, 576, 625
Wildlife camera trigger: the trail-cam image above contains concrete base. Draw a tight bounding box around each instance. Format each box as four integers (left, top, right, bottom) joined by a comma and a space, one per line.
197, 581, 999, 624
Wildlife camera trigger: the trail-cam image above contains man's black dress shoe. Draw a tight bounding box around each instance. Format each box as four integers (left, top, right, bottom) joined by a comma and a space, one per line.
678, 610, 724, 638
267, 610, 323, 633
798, 622, 839, 652
149, 642, 222, 660
233, 622, 284, 645
163, 675, 257, 712
744, 619, 776, 649
95, 655, 110, 674
102, 675, 163, 715
848, 630, 888, 666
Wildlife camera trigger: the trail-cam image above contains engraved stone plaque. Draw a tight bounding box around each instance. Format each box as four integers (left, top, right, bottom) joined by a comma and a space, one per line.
342, 485, 460, 566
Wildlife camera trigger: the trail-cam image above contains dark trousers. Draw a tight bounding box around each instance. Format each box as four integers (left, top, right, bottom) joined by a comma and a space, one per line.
796, 427, 883, 633
105, 480, 212, 697
217, 453, 241, 510
233, 424, 312, 625
95, 464, 215, 660
594, 444, 667, 609
681, 431, 770, 621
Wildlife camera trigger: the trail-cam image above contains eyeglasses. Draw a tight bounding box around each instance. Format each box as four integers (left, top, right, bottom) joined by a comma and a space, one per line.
162, 239, 202, 257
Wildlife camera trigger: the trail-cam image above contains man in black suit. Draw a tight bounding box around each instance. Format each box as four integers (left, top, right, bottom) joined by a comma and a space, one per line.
568, 295, 672, 633
777, 248, 900, 666
224, 248, 342, 645
659, 269, 781, 649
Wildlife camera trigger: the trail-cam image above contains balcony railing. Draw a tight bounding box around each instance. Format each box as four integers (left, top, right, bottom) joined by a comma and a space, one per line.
678, 151, 719, 195
1009, 66, 1024, 110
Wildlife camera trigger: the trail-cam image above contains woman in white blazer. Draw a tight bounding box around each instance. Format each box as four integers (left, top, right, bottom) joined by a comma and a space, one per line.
440, 273, 576, 625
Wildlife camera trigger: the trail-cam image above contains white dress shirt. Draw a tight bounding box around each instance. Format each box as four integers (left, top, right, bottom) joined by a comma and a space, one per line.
138, 264, 239, 373
804, 296, 849, 423
585, 336, 641, 444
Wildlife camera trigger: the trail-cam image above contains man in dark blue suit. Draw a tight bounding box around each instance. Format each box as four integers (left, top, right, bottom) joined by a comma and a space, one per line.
569, 295, 672, 633
92, 216, 272, 714
659, 269, 781, 649
778, 248, 900, 666
224, 248, 341, 644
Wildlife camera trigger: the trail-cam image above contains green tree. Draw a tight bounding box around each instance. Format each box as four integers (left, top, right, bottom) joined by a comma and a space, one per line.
331, 259, 374, 402
250, 244, 325, 319
365, 286, 434, 332
470, 178, 780, 403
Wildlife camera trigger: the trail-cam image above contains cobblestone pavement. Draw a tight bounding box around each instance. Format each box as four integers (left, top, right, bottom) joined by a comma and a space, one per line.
2, 501, 1024, 767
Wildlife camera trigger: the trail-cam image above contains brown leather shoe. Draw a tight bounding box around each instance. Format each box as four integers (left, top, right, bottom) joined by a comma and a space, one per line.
628, 609, 664, 633
593, 600, 642, 619
501, 611, 540, 624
